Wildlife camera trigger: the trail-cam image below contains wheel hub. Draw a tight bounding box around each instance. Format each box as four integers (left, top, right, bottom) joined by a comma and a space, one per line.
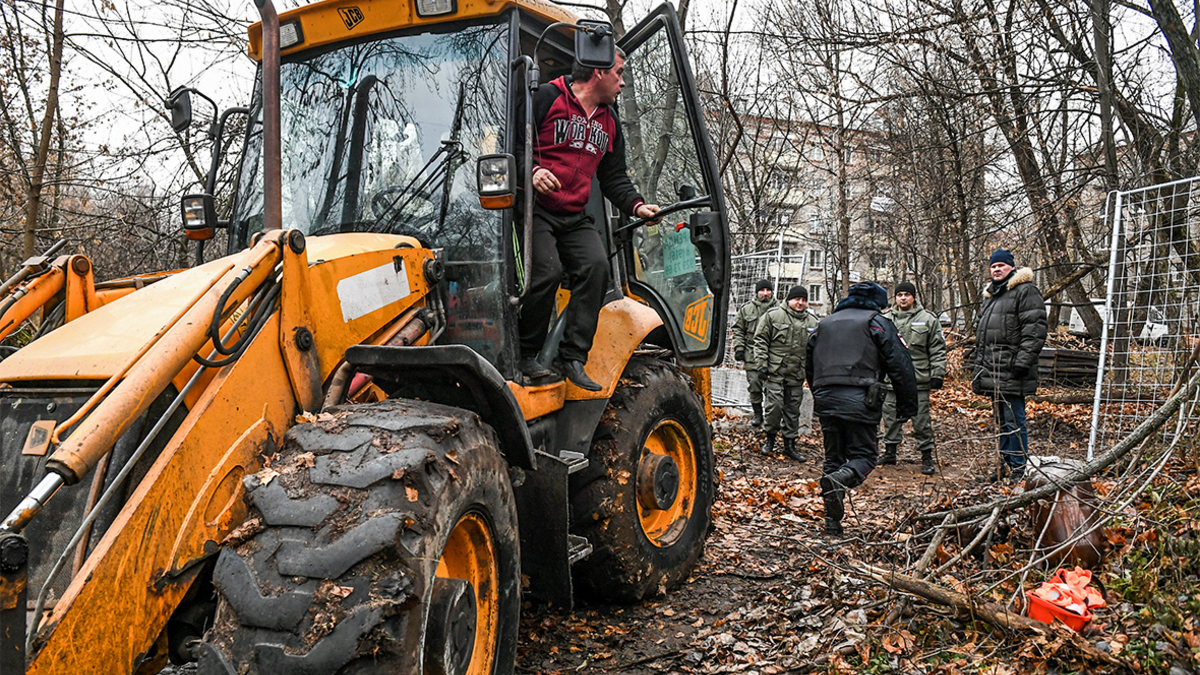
637, 452, 680, 511
425, 577, 477, 675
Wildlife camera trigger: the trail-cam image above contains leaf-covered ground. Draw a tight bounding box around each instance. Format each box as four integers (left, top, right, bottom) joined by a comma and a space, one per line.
516, 381, 1200, 675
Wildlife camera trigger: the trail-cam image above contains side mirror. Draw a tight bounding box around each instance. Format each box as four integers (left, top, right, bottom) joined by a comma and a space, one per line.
477, 154, 516, 209
677, 184, 697, 201
575, 20, 615, 70
181, 193, 217, 241
167, 87, 194, 133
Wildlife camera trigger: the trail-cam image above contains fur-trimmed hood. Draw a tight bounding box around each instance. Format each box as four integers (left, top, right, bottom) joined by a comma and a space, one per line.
982, 267, 1035, 298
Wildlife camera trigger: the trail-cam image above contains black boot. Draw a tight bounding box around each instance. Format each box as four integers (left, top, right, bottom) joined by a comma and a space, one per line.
519, 356, 554, 380
822, 491, 844, 535
750, 402, 764, 428
819, 466, 857, 497
921, 451, 936, 475
782, 437, 804, 461
557, 359, 601, 392
879, 444, 898, 466
761, 433, 776, 455
819, 466, 856, 534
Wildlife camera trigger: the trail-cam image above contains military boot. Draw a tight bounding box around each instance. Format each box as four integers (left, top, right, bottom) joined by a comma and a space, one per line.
750, 401, 764, 429
921, 450, 936, 475
819, 466, 857, 534
761, 433, 776, 456
822, 491, 845, 535
782, 437, 804, 462
879, 444, 898, 466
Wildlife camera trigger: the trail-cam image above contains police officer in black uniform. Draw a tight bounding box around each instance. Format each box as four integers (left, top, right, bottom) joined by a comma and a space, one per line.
806, 281, 918, 535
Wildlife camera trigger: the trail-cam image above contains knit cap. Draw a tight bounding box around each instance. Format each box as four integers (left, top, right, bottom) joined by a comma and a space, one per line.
990, 248, 1015, 267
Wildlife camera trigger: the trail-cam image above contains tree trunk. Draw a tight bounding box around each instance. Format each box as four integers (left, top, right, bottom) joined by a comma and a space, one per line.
21, 0, 66, 258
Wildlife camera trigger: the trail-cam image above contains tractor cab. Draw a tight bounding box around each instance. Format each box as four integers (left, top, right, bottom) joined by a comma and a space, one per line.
191, 0, 728, 379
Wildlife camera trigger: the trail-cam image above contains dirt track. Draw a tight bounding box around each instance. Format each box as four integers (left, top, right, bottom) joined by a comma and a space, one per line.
515, 384, 1099, 674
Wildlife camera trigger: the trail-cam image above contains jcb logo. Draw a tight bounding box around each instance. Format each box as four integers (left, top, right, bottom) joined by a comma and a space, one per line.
339, 6, 364, 29
682, 294, 713, 342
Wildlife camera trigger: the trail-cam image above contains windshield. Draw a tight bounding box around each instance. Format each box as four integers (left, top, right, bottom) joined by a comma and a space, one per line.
233, 21, 509, 250
233, 20, 515, 367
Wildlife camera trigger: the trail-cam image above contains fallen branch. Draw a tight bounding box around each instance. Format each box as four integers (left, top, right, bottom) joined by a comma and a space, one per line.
885, 513, 953, 625
919, 368, 1200, 522
846, 560, 1129, 670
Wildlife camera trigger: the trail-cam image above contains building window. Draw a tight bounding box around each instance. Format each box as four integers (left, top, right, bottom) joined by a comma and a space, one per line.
780, 211, 790, 228
808, 216, 824, 234
809, 284, 822, 303
808, 249, 823, 269
869, 251, 888, 268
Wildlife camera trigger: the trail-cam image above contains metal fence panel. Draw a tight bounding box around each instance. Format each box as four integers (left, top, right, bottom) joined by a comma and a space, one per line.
1089, 178, 1200, 457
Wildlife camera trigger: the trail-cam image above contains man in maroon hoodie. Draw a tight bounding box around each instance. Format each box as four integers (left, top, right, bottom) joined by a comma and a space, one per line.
518, 49, 660, 391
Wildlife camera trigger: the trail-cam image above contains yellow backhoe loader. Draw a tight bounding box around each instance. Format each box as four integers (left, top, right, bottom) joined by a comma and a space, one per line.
0, 0, 729, 672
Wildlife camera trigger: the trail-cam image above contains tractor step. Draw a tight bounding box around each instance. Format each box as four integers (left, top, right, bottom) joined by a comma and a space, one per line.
567, 534, 592, 565
559, 450, 589, 474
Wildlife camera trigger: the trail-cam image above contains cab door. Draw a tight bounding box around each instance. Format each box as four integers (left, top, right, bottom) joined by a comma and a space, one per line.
617, 4, 730, 367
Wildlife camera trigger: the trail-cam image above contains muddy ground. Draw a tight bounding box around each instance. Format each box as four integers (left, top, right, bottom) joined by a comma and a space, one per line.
514, 382, 1130, 674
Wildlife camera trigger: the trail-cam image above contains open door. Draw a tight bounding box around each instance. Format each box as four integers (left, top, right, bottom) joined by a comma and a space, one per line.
617, 3, 730, 367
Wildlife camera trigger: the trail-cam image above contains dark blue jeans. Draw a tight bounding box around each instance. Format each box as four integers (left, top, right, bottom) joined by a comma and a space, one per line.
993, 394, 1029, 470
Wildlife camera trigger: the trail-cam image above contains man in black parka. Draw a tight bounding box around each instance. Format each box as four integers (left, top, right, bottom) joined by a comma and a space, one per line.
806, 281, 918, 535
972, 248, 1047, 483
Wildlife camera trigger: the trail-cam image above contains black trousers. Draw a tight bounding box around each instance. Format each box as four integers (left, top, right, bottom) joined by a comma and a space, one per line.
819, 416, 878, 489
518, 204, 609, 364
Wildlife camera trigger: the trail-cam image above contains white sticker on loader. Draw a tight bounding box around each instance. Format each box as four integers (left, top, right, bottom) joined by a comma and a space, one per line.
337, 258, 411, 322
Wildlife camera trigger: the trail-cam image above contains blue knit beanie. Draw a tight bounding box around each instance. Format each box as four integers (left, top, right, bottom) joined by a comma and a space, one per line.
848, 281, 888, 310
989, 248, 1015, 267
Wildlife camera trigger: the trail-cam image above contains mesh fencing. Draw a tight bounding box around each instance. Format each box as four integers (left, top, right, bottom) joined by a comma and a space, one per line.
714, 250, 806, 408
1088, 178, 1200, 458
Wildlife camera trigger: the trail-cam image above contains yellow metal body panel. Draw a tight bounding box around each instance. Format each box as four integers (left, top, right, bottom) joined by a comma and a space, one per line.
22, 232, 436, 671
248, 0, 574, 60
0, 258, 239, 382
26, 318, 295, 674
683, 366, 712, 422
568, 297, 663, 401
507, 380, 565, 420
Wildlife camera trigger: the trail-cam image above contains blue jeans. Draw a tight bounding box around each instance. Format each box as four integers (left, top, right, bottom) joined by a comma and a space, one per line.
993, 395, 1029, 470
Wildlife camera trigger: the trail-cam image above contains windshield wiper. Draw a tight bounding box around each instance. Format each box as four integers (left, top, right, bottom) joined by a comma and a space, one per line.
372, 80, 468, 236
370, 139, 463, 234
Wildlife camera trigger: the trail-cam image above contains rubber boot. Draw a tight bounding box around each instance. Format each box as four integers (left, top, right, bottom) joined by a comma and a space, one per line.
819, 466, 856, 534
761, 433, 776, 456
750, 401, 764, 429
921, 450, 936, 475
879, 444, 898, 466
782, 437, 803, 462
822, 491, 844, 535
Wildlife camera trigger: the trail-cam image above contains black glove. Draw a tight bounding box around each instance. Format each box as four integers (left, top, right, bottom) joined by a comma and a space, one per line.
929, 377, 944, 390
734, 349, 745, 362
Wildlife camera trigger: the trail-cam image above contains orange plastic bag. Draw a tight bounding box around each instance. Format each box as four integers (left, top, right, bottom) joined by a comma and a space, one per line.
1026, 566, 1105, 631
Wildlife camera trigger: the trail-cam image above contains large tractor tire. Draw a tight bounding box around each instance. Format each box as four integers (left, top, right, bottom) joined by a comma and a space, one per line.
570, 356, 714, 602
197, 399, 520, 675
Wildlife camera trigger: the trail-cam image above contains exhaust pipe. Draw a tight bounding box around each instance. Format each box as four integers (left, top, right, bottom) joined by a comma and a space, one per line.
255, 0, 282, 232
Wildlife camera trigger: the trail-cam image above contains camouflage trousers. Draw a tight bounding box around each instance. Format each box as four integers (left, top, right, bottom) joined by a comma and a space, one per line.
764, 380, 813, 439
881, 389, 933, 454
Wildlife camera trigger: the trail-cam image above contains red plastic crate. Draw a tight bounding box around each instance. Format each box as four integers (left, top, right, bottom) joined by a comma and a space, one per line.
1026, 592, 1090, 632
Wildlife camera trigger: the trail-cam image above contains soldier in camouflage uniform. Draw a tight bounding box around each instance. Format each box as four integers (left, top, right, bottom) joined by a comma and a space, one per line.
731, 279, 778, 428
753, 285, 819, 461
880, 281, 947, 475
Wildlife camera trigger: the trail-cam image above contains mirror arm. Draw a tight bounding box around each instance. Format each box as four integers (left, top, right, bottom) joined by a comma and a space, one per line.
612, 195, 712, 239
205, 107, 250, 195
